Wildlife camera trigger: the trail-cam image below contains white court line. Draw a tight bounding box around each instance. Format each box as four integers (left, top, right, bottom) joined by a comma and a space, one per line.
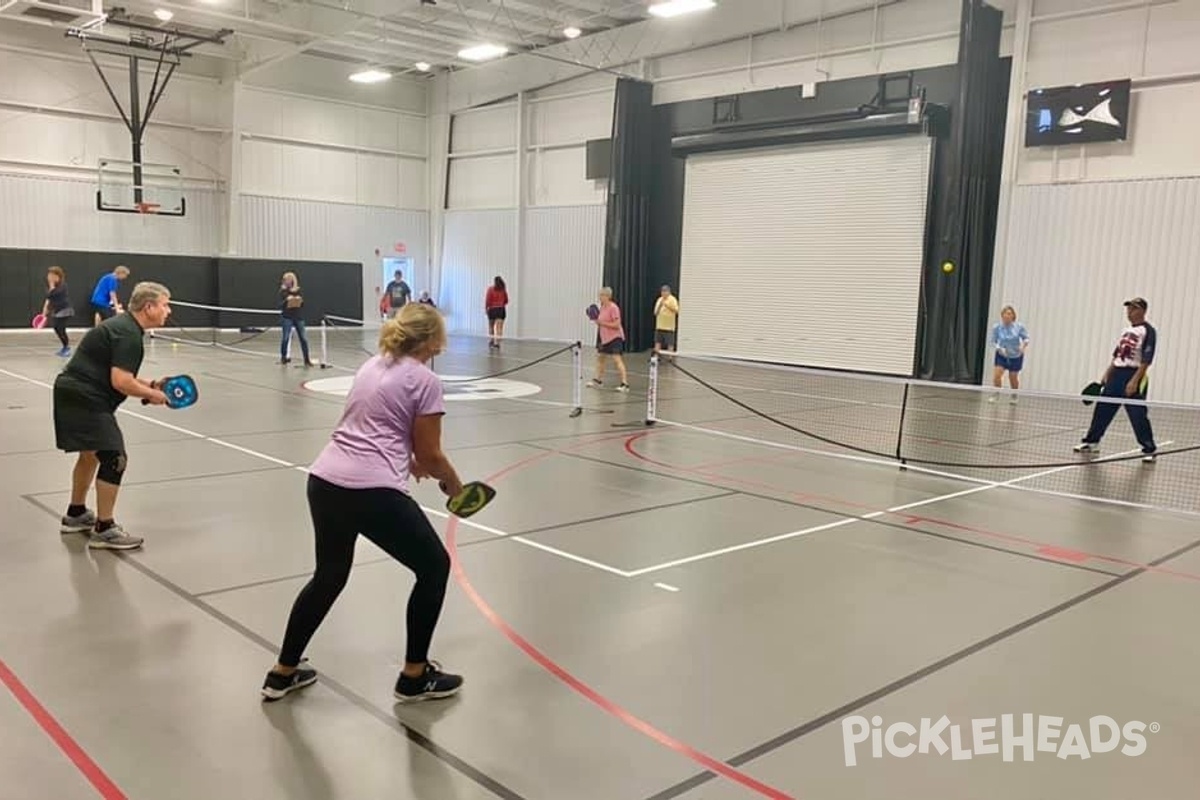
0, 367, 633, 579
624, 421, 1168, 576
654, 583, 680, 592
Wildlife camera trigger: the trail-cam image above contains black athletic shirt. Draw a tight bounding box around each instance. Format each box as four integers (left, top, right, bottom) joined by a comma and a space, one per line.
56, 313, 145, 411
46, 284, 70, 314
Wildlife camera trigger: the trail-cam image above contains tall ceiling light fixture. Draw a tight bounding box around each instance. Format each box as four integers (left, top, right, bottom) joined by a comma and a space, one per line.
458, 43, 508, 61
648, 0, 717, 18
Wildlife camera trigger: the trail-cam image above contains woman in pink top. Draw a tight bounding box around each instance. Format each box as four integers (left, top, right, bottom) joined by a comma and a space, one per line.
261, 303, 467, 704
587, 286, 629, 392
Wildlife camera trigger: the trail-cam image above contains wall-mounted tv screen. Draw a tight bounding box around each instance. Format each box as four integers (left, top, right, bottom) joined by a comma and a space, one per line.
1025, 79, 1131, 147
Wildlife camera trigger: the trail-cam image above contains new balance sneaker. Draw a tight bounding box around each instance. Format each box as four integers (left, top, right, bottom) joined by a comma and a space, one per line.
617, 383, 630, 392
1142, 450, 1157, 463
261, 663, 318, 702
1073, 442, 1100, 454
394, 661, 463, 703
88, 523, 144, 550
60, 509, 97, 534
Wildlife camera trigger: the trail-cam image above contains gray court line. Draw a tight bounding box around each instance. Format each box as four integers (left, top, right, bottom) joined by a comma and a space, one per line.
21, 465, 295, 498
190, 556, 396, 599
17, 493, 528, 800
454, 491, 741, 548
532, 447, 1124, 581
641, 531, 1200, 800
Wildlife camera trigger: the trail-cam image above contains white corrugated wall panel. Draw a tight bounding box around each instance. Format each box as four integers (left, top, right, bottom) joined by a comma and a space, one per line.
997, 177, 1200, 403
0, 172, 223, 255
676, 135, 933, 375
521, 206, 606, 343
238, 194, 430, 321
439, 209, 516, 336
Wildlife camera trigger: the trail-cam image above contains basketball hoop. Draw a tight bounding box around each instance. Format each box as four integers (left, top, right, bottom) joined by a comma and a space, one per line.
136, 202, 161, 215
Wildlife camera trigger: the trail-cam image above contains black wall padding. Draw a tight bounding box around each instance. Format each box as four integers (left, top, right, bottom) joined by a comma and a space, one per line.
0, 248, 362, 331
918, 0, 1009, 383
602, 77, 656, 352
216, 258, 362, 329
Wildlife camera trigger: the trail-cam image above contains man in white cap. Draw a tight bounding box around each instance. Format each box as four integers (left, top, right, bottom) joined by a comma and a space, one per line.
1074, 297, 1157, 462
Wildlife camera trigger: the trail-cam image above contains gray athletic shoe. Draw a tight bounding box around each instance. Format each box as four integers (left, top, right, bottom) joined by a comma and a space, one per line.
60, 509, 97, 534
88, 524, 144, 550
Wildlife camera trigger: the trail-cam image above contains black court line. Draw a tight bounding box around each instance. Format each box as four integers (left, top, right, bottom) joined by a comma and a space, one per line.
19, 494, 528, 800
641, 531, 1200, 800
455, 490, 740, 548
528, 445, 1124, 580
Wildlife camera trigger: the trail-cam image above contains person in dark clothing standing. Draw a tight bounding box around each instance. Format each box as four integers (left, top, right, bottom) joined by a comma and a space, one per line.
54, 281, 172, 550
41, 266, 73, 357
384, 270, 411, 318
279, 271, 314, 366
1075, 297, 1158, 462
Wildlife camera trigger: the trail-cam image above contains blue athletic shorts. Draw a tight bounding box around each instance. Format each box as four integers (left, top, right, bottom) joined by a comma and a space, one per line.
994, 352, 1024, 372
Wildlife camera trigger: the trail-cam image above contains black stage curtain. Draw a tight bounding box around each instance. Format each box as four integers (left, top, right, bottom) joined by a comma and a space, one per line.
602, 77, 655, 352
918, 0, 1009, 382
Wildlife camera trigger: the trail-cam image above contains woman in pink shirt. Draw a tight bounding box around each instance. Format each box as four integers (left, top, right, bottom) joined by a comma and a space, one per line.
261, 303, 467, 703
587, 286, 629, 392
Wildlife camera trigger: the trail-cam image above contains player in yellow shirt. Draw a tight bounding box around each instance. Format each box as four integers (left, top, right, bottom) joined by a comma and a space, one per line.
653, 285, 678, 353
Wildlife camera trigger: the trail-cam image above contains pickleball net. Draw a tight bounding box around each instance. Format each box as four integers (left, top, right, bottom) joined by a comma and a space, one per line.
643, 350, 1200, 516
321, 312, 588, 416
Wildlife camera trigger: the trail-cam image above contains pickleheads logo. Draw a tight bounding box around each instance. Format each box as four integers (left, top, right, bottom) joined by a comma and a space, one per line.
842, 714, 1159, 766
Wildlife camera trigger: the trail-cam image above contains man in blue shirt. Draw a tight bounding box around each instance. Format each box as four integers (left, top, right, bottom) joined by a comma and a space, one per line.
1075, 297, 1157, 462
90, 265, 130, 325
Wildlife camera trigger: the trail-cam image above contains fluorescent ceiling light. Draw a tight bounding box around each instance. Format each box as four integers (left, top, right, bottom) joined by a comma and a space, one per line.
648, 0, 716, 18
415, 61, 431, 71
458, 43, 508, 61
563, 26, 581, 39
153, 8, 173, 21
349, 69, 391, 83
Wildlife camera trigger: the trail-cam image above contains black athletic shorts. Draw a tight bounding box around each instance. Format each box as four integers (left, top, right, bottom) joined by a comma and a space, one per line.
53, 382, 124, 453
487, 307, 506, 321
598, 337, 625, 355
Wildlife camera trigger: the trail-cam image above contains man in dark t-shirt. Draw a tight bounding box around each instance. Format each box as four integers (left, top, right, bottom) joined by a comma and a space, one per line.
55, 281, 173, 550
384, 270, 410, 318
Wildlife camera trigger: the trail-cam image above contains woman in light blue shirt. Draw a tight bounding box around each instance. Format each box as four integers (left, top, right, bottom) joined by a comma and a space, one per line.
990, 305, 1029, 403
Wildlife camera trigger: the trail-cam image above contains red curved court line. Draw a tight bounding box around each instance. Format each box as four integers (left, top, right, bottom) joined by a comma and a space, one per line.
623, 431, 1200, 584
0, 657, 126, 800
443, 433, 799, 800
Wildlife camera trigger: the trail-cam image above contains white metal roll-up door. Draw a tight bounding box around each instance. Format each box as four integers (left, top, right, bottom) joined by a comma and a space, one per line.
676, 134, 933, 375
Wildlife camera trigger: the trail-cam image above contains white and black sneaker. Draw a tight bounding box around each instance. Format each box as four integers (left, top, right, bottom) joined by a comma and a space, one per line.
394, 661, 462, 703
1142, 450, 1157, 463
88, 523, 144, 550
60, 509, 96, 534
1073, 442, 1100, 454
261, 663, 318, 701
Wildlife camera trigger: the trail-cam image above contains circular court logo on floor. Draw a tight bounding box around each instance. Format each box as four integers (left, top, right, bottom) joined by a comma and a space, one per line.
302, 374, 543, 402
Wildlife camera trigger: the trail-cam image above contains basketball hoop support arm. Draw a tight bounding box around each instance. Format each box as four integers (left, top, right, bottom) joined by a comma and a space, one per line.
66, 9, 230, 210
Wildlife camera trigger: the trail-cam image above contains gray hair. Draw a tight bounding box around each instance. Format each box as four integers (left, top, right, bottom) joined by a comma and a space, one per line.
128, 281, 170, 312
599, 286, 613, 298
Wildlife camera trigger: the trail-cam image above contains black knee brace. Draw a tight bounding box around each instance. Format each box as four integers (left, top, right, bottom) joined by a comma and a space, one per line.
96, 450, 127, 485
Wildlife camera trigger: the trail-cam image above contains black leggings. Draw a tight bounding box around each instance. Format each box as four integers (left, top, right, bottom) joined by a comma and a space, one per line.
277, 474, 451, 667
51, 317, 68, 348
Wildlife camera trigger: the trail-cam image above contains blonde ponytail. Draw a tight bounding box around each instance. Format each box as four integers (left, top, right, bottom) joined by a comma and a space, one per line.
380, 302, 445, 359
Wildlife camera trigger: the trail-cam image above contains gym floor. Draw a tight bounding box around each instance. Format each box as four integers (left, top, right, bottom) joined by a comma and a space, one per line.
1, 329, 1197, 800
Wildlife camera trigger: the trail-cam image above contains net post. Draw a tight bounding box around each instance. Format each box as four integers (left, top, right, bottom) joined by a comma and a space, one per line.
645, 351, 658, 426
570, 341, 583, 418
896, 381, 910, 470
320, 318, 328, 369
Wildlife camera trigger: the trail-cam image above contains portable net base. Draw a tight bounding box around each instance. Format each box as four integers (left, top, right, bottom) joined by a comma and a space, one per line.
643, 351, 1200, 518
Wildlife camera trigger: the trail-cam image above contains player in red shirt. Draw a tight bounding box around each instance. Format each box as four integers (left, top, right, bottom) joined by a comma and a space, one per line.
485, 276, 508, 349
